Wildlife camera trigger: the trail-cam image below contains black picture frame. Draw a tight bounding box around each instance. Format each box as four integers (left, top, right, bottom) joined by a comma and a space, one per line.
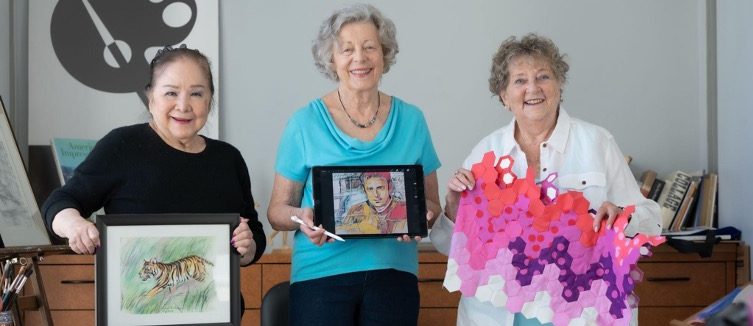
313, 165, 427, 238
96, 213, 240, 326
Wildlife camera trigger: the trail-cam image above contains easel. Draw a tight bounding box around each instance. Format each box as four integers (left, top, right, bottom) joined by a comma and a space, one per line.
0, 245, 74, 326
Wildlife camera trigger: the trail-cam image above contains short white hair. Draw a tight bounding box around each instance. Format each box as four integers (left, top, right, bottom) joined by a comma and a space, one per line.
311, 4, 399, 81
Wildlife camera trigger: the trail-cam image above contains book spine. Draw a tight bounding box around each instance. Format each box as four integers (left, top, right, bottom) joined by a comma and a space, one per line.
711, 178, 719, 228
648, 179, 665, 202
658, 171, 692, 230
688, 176, 705, 228
640, 170, 657, 198
671, 179, 698, 231
701, 173, 719, 228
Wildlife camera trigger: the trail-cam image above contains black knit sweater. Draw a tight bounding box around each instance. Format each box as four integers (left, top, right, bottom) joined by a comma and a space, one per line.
42, 123, 266, 263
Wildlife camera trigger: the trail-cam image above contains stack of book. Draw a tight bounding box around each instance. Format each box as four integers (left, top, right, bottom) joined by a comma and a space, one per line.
639, 169, 719, 232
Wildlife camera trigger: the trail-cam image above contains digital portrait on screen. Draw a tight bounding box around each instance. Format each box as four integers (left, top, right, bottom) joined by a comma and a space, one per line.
331, 171, 408, 235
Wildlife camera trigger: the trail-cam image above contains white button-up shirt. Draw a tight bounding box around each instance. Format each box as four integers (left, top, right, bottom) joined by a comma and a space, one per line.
431, 109, 661, 325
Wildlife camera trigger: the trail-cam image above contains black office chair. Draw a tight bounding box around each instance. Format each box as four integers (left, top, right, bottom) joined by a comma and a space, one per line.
261, 281, 290, 326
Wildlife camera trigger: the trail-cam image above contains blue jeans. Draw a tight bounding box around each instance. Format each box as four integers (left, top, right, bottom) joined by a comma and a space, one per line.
289, 269, 419, 326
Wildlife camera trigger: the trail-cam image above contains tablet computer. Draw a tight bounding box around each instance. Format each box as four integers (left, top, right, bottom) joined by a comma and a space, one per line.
313, 165, 427, 238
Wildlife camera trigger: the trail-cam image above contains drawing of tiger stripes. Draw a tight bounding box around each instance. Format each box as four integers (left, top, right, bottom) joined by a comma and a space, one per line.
138, 255, 214, 298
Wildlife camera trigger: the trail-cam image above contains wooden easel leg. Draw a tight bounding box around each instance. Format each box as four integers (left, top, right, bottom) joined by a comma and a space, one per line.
11, 304, 22, 326
29, 257, 53, 326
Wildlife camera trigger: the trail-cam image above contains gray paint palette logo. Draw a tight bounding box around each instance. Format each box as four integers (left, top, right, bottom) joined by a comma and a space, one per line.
51, 0, 197, 103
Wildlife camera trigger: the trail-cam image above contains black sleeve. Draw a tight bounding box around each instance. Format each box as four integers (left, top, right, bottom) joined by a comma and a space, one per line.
237, 153, 266, 265
41, 130, 123, 240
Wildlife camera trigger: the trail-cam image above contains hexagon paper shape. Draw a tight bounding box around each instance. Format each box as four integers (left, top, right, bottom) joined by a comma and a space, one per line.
443, 151, 665, 326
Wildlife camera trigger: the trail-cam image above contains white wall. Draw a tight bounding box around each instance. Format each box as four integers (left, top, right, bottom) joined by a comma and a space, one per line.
219, 1, 707, 248
0, 0, 10, 110
717, 1, 753, 246
0, 1, 710, 250
1, 0, 28, 163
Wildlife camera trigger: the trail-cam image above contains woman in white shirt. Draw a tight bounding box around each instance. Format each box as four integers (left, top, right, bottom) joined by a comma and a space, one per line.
430, 33, 662, 326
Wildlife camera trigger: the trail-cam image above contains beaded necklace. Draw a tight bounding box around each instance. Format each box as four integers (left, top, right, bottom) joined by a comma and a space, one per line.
337, 89, 379, 128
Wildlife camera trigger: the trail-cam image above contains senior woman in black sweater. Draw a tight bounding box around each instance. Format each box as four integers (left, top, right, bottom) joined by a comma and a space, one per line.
42, 46, 265, 266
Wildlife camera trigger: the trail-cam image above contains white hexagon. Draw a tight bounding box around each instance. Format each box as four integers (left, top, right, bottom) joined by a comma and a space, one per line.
579, 307, 598, 324
520, 301, 539, 320
475, 283, 495, 302
519, 291, 554, 323
487, 275, 505, 286
534, 306, 554, 324
481, 277, 506, 304
446, 259, 459, 273
499, 157, 512, 169
443, 274, 462, 292
503, 172, 515, 184
640, 246, 649, 255
546, 187, 557, 200
534, 292, 554, 322
443, 259, 461, 291
568, 318, 587, 326
490, 289, 508, 307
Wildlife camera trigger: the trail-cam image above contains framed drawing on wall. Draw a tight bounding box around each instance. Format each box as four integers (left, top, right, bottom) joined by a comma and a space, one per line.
0, 96, 51, 247
96, 213, 240, 326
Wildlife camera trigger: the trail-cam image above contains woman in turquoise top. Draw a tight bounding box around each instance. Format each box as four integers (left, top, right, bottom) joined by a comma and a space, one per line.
267, 4, 441, 326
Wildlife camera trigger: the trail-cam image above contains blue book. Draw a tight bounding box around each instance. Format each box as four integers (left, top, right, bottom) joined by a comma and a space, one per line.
695, 287, 742, 320
51, 138, 97, 185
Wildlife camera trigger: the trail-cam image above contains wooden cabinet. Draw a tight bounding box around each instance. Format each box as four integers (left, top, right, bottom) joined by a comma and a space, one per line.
635, 242, 747, 326
23, 244, 747, 326
22, 250, 459, 326
23, 255, 95, 326
417, 251, 461, 325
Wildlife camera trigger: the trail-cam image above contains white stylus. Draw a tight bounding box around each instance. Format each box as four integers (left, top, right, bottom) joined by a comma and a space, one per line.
290, 216, 345, 242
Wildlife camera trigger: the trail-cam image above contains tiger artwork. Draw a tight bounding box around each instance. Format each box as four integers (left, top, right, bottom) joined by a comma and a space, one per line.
138, 255, 214, 298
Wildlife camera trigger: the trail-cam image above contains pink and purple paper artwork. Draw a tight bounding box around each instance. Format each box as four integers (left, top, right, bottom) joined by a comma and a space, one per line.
444, 151, 665, 325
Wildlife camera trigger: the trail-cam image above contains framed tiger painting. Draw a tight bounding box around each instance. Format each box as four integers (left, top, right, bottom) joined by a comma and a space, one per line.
96, 213, 240, 326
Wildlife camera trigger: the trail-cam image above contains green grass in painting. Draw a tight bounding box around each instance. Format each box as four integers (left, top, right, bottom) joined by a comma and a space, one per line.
183, 283, 214, 311
120, 236, 217, 314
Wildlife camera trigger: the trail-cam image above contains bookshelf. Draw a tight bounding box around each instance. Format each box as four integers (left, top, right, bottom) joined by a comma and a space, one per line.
639, 170, 719, 232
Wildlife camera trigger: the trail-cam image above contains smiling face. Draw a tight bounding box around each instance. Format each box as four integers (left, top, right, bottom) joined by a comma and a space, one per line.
332, 21, 384, 92
364, 176, 390, 208
500, 55, 562, 127
147, 57, 211, 150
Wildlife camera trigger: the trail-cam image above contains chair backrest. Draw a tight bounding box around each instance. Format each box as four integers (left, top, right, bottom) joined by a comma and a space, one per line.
260, 281, 290, 326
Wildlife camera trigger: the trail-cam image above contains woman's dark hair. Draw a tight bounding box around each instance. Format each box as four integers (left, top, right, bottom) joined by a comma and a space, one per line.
145, 44, 215, 96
